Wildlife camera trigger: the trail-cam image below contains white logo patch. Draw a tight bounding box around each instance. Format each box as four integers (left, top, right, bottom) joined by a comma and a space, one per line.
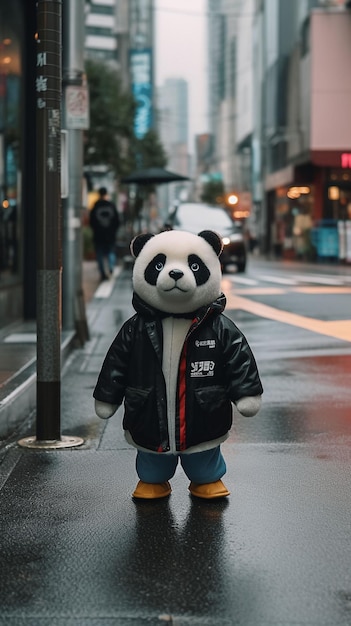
195, 339, 216, 349
190, 361, 215, 377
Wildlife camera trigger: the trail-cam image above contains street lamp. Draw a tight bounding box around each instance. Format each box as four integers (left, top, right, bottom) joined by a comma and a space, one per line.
226, 193, 239, 206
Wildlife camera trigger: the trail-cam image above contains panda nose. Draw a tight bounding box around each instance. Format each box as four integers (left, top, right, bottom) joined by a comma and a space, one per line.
169, 269, 184, 281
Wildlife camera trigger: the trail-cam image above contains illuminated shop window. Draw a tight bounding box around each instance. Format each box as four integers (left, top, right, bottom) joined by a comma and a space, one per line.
0, 2, 21, 280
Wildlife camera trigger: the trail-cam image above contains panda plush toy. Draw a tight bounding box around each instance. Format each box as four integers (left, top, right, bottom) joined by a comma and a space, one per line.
93, 229, 263, 500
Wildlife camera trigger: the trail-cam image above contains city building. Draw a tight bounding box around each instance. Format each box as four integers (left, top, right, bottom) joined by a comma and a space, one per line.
254, 0, 351, 260
157, 77, 191, 214
158, 77, 190, 179
206, 0, 254, 225
85, 0, 118, 65
207, 0, 241, 192
158, 77, 189, 148
207, 0, 351, 261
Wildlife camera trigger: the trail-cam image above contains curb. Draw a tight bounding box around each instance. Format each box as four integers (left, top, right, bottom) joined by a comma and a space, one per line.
0, 330, 76, 441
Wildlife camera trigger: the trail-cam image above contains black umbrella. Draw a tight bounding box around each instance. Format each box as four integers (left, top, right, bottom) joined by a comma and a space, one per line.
121, 167, 190, 185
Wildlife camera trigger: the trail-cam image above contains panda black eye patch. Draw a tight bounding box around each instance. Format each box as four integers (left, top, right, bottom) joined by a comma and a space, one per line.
144, 253, 167, 285
188, 254, 210, 286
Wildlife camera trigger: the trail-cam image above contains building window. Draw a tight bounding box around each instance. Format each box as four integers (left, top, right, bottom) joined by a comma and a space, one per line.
86, 26, 113, 37
300, 17, 310, 57
230, 38, 236, 99
90, 6, 114, 16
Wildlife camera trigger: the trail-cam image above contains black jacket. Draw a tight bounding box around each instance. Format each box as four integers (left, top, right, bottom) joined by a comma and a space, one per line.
93, 293, 263, 453
89, 199, 120, 245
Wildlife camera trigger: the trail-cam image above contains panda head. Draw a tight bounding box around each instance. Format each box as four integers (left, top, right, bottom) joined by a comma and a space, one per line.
131, 230, 223, 314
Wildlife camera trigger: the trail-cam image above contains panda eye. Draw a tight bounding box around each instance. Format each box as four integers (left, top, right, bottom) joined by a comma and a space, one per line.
155, 261, 164, 271
191, 262, 200, 272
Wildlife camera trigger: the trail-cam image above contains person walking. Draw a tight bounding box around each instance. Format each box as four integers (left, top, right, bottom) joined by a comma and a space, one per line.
89, 187, 120, 280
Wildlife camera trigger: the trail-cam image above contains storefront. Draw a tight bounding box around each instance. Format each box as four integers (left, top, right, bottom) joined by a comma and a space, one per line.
325, 167, 351, 221
270, 185, 315, 260
310, 153, 351, 263
0, 1, 37, 326
0, 3, 22, 287
267, 154, 351, 263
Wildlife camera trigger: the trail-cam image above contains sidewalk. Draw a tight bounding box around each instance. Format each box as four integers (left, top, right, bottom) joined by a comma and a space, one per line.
1, 256, 351, 625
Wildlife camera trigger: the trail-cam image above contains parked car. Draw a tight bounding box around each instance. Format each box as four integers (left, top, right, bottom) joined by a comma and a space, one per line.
167, 202, 247, 272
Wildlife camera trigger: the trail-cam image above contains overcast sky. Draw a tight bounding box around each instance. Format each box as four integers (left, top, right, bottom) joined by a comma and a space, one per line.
154, 0, 208, 152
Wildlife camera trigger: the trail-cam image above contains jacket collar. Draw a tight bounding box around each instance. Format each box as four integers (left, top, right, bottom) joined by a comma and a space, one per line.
132, 291, 226, 321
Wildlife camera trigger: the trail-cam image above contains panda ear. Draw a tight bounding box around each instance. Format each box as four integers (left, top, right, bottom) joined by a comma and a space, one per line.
130, 233, 154, 258
198, 230, 223, 257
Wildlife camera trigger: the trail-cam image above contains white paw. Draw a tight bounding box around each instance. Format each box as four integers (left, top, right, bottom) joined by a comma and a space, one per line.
235, 395, 261, 417
95, 399, 118, 419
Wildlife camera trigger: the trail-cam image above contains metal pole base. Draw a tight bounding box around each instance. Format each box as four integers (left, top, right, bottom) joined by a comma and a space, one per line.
18, 435, 84, 449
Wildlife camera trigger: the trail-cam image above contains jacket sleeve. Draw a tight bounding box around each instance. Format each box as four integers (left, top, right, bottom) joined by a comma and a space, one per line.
89, 206, 96, 229
93, 317, 135, 406
218, 316, 263, 401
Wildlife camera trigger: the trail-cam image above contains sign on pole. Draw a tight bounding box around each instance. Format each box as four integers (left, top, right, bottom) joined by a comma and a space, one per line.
65, 85, 89, 130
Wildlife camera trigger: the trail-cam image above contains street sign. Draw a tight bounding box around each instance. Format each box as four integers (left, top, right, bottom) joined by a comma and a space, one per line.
65, 85, 89, 130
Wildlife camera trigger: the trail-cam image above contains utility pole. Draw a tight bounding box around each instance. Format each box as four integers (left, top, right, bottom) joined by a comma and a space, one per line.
62, 0, 89, 344
19, 0, 83, 450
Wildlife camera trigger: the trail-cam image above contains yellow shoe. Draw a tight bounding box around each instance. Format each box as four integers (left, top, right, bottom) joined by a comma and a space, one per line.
188, 479, 230, 499
132, 480, 172, 500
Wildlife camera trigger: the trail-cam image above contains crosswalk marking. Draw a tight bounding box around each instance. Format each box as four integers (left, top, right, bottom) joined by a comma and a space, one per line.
226, 271, 351, 288
292, 274, 344, 286
302, 272, 351, 280
260, 275, 298, 285
228, 276, 258, 285
233, 288, 285, 295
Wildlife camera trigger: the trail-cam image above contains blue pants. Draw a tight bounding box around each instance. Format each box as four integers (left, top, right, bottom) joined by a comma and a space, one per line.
136, 446, 226, 484
95, 242, 116, 278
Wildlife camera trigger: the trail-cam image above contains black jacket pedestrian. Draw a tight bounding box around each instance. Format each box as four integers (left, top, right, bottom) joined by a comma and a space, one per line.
93, 292, 263, 453
89, 198, 120, 245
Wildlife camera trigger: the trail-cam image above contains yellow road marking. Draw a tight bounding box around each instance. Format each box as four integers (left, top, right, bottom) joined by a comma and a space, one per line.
293, 287, 351, 294
226, 294, 351, 343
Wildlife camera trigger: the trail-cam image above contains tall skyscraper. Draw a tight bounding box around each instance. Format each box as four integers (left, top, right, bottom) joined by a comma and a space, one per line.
158, 77, 189, 148
157, 77, 191, 210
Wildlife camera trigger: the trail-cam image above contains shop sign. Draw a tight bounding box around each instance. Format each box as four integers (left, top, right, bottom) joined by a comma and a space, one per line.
341, 153, 351, 168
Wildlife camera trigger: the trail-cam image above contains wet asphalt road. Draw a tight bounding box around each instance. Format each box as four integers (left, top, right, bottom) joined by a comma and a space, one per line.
0, 261, 351, 625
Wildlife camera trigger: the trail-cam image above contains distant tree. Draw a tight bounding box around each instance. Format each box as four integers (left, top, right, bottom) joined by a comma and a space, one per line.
134, 129, 168, 170
201, 180, 225, 205
84, 59, 136, 178
84, 60, 168, 182
127, 129, 169, 225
